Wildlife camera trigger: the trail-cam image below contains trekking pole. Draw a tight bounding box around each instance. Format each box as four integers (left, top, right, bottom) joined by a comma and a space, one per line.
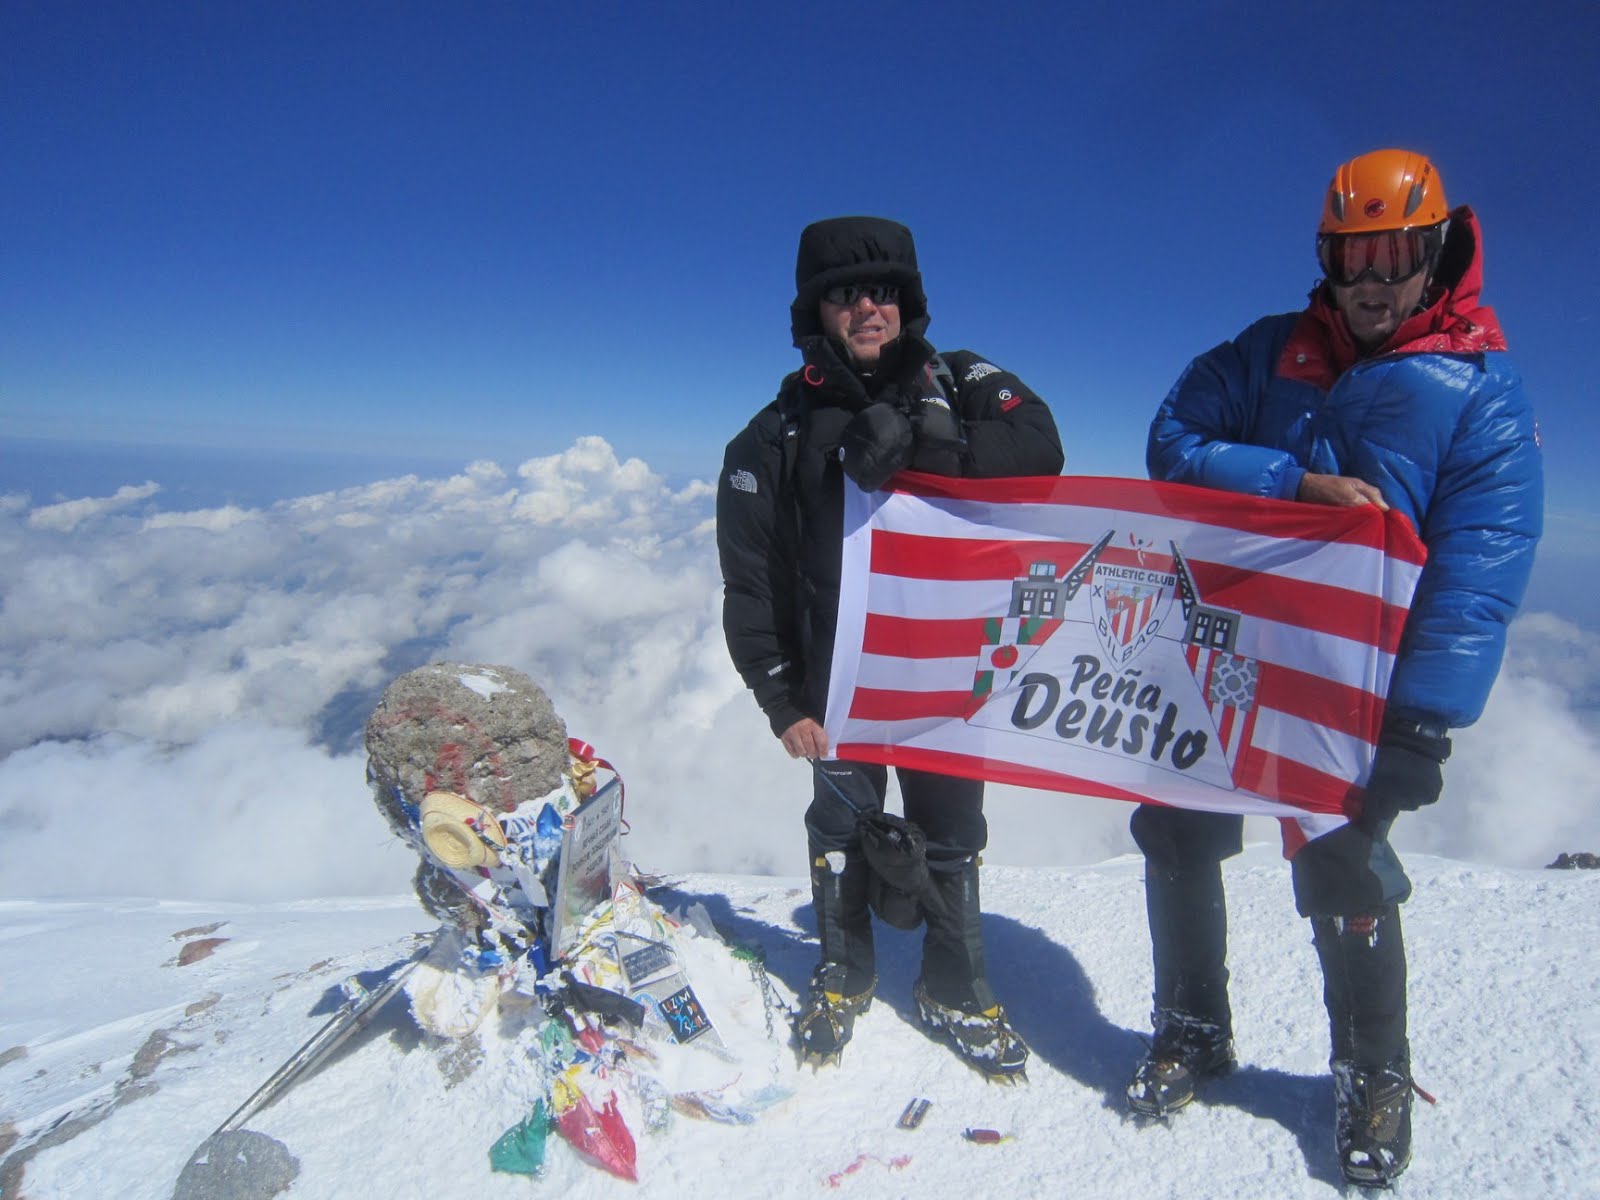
809, 758, 865, 816
211, 946, 429, 1136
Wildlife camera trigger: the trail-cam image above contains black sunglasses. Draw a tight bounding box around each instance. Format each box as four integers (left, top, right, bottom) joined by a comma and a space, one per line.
822, 283, 900, 307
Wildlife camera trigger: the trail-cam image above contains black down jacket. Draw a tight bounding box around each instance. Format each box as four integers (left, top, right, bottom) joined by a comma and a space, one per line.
717, 325, 1064, 736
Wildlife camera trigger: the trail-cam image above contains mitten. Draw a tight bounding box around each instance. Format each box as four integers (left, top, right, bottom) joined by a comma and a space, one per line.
838, 403, 914, 490
908, 395, 964, 475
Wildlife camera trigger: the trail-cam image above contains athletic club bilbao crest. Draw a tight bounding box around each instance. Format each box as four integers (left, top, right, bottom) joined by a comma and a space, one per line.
1090, 559, 1177, 667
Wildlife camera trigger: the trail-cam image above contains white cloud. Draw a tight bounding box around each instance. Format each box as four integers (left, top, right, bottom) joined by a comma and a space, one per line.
512, 436, 664, 528
0, 724, 414, 900
27, 481, 161, 531
143, 504, 258, 532
1, 440, 1596, 900
1393, 614, 1600, 866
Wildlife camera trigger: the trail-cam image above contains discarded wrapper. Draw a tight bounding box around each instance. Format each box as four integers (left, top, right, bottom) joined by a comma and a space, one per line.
569, 756, 599, 801
962, 1128, 1008, 1144
897, 1098, 931, 1130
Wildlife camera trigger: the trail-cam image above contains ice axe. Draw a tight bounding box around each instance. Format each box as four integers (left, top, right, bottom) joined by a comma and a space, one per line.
173, 940, 433, 1200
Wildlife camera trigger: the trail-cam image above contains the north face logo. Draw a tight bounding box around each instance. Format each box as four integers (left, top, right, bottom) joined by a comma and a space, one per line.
963, 362, 1000, 383
728, 469, 758, 494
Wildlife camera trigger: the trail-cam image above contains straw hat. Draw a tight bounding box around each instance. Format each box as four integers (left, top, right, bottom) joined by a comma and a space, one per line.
419, 790, 507, 870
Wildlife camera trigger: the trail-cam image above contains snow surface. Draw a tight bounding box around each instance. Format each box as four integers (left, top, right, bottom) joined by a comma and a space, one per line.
454, 667, 513, 701
2, 847, 1596, 1199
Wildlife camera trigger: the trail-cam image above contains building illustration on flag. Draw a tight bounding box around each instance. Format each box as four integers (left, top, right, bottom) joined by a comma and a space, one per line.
969, 530, 1112, 710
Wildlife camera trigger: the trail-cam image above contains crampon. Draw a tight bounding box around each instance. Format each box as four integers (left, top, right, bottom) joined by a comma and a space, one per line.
912, 978, 1029, 1083
792, 969, 873, 1068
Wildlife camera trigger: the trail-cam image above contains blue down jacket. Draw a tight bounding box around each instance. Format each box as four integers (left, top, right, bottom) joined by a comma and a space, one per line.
1147, 208, 1543, 728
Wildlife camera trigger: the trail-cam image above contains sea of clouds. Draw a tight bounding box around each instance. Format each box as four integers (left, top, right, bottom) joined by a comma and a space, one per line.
2, 437, 1596, 901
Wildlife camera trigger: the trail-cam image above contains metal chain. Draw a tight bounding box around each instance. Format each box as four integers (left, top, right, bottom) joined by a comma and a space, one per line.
751, 958, 778, 1045
732, 944, 785, 1045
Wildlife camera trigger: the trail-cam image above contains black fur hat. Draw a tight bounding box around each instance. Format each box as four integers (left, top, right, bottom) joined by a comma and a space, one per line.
790, 215, 929, 341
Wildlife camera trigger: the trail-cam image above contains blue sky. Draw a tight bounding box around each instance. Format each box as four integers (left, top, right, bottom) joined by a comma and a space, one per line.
4, 1, 1597, 521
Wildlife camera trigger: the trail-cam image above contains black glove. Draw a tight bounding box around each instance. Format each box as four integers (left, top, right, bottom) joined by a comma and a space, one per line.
838, 403, 914, 491
1358, 718, 1451, 836
908, 396, 964, 475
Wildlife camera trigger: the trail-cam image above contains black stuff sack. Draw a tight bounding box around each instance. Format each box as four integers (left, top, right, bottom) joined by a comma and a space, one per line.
858, 811, 932, 930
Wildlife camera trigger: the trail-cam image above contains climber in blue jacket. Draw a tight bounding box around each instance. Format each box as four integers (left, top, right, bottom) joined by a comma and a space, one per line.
1126, 149, 1543, 1189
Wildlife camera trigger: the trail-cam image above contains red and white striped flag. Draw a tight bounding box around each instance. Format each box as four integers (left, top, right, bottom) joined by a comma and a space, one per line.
823, 473, 1426, 841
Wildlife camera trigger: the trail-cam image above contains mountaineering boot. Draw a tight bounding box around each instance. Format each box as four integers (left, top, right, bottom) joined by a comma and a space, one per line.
1127, 861, 1236, 1116
793, 851, 875, 1066
1333, 1059, 1413, 1188
913, 856, 1029, 1081
1126, 1008, 1237, 1117
1312, 910, 1413, 1186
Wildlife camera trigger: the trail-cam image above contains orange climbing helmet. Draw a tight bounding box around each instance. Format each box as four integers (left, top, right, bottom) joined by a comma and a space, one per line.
1317, 149, 1451, 285
1319, 148, 1449, 235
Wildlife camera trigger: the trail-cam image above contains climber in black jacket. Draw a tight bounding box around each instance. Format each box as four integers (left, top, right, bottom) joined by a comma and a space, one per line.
716, 215, 1064, 1077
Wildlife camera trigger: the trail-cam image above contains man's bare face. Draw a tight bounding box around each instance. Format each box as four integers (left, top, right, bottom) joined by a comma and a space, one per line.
1331, 271, 1430, 352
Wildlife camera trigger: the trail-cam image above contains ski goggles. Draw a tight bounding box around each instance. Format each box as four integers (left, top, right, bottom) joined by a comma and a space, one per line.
822, 283, 900, 307
1317, 224, 1444, 287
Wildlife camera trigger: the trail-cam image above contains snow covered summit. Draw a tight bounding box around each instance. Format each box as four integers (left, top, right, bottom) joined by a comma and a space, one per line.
1, 848, 1595, 1198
